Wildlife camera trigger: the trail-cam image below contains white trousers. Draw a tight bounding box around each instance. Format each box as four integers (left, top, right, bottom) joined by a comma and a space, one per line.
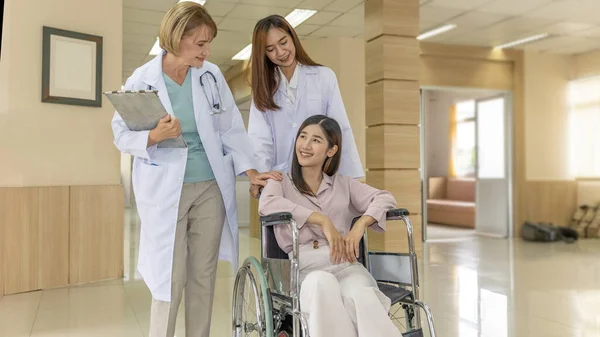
297, 244, 402, 337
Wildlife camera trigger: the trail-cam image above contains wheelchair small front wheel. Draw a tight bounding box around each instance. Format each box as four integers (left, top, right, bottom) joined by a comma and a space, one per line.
232, 257, 274, 337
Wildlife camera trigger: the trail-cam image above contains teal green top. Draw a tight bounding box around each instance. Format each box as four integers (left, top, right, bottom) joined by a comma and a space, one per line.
163, 70, 215, 183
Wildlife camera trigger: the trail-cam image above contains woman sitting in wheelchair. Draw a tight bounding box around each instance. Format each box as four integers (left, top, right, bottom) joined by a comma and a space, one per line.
259, 114, 402, 337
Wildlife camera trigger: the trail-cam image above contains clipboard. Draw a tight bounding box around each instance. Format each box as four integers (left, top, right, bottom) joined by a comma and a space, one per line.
104, 90, 186, 148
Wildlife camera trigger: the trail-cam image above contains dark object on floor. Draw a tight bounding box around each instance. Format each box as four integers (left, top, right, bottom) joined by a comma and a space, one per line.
522, 221, 578, 243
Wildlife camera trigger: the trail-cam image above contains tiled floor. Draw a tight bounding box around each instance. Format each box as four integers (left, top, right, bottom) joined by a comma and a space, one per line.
1, 209, 600, 337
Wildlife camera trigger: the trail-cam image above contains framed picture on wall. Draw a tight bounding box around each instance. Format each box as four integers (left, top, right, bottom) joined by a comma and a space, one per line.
41, 26, 103, 107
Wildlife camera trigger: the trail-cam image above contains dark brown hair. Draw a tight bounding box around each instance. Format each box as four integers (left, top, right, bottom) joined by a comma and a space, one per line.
248, 15, 321, 112
292, 115, 342, 196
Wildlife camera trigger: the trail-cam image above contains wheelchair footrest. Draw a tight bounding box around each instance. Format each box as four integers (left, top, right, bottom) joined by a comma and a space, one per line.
402, 328, 424, 337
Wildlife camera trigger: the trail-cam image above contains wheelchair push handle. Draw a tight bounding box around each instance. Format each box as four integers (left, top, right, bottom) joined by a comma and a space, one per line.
260, 212, 293, 226
386, 208, 410, 219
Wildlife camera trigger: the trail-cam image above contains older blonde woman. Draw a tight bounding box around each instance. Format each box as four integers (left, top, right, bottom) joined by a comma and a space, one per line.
111, 2, 280, 336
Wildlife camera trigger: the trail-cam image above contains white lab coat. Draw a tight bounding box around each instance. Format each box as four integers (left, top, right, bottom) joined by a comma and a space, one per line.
111, 53, 256, 302
248, 65, 364, 178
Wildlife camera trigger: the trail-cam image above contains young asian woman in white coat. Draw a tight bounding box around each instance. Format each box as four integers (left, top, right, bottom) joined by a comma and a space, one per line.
111, 3, 279, 337
247, 15, 364, 192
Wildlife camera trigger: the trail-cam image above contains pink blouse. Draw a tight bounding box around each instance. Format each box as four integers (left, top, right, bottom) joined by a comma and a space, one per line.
258, 173, 397, 253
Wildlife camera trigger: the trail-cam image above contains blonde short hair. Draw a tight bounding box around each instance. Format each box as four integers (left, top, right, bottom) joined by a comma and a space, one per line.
159, 2, 217, 56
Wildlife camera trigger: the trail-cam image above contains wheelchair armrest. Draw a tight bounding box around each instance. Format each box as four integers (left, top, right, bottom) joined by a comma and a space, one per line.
260, 212, 293, 227
386, 208, 409, 219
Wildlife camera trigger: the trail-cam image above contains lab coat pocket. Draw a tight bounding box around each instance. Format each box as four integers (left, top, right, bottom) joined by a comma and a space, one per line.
133, 161, 167, 205
212, 113, 233, 134
307, 94, 323, 114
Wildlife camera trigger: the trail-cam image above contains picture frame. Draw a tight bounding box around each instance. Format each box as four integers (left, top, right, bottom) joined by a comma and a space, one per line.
1, 1, 4, 59
41, 26, 103, 107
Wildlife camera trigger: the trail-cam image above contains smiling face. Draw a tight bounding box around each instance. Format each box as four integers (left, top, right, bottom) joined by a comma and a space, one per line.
177, 25, 212, 68
295, 124, 338, 169
264, 27, 296, 68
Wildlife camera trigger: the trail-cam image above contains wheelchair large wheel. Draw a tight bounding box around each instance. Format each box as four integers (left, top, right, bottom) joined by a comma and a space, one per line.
232, 257, 274, 337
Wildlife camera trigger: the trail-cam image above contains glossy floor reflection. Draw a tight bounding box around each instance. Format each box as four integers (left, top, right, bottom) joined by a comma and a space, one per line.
1, 209, 599, 337
426, 224, 476, 241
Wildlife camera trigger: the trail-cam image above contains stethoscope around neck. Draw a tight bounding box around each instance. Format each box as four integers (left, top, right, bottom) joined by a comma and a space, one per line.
147, 70, 226, 115
199, 71, 226, 115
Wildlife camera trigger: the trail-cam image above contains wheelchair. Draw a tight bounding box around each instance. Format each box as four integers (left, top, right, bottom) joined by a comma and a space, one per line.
232, 208, 437, 337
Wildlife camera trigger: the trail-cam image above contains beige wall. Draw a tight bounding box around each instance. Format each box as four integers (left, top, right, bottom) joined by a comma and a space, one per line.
302, 37, 366, 172
523, 51, 573, 181
0, 0, 122, 187
0, 0, 124, 296
578, 181, 600, 206
574, 49, 600, 78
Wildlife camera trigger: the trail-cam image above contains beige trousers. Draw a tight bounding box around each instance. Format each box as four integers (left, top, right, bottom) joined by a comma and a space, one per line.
149, 181, 226, 337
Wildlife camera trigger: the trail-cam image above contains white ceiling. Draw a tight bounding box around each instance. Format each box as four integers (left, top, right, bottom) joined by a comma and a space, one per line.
123, 0, 600, 82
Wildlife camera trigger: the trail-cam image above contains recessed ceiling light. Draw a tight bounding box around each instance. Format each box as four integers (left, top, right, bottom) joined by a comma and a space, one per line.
494, 33, 551, 49
149, 37, 161, 56
417, 24, 457, 41
285, 9, 317, 28
230, 9, 317, 61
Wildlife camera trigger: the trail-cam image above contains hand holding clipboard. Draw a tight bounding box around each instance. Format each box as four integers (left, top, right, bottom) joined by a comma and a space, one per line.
104, 90, 186, 148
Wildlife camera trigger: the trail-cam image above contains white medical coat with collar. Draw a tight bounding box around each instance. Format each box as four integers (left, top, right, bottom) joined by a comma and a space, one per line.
111, 54, 256, 302
248, 65, 364, 178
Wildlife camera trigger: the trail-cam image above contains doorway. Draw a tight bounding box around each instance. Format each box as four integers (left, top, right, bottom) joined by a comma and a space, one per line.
421, 87, 513, 241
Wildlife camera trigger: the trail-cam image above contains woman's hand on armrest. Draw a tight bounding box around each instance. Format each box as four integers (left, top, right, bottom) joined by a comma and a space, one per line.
344, 215, 376, 263
308, 212, 345, 265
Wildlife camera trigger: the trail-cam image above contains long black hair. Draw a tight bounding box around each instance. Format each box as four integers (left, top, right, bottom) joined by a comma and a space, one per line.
291, 115, 342, 196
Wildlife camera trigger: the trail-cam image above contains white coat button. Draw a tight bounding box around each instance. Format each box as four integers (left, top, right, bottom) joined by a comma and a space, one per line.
286, 99, 291, 104
178, 177, 182, 180
292, 122, 297, 128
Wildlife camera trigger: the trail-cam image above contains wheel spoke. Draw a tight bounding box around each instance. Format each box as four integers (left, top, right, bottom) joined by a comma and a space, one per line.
390, 304, 403, 317
389, 304, 407, 331
243, 280, 258, 320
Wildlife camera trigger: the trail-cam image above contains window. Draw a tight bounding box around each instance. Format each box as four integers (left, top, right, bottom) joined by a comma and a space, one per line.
453, 100, 476, 177
568, 77, 600, 178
